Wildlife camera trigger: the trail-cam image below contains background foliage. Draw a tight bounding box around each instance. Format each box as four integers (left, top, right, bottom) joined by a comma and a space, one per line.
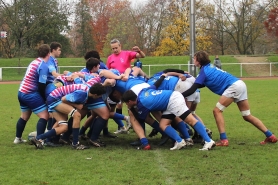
0, 0, 278, 58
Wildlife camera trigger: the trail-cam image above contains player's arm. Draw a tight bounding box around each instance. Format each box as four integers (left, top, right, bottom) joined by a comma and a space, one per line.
102, 79, 116, 87
38, 65, 49, 100
163, 68, 185, 74
153, 74, 166, 89
181, 83, 204, 97
99, 70, 123, 80
165, 71, 187, 81
51, 70, 62, 78
38, 82, 47, 101
132, 46, 145, 58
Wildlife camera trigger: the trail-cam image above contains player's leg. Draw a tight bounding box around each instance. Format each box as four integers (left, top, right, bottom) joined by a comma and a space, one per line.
88, 105, 110, 147
159, 116, 186, 150
237, 99, 277, 144
128, 109, 151, 150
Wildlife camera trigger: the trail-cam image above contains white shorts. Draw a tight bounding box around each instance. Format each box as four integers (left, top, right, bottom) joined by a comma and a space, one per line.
222, 80, 247, 103
174, 78, 194, 93
131, 83, 150, 95
162, 91, 189, 117
187, 91, 200, 104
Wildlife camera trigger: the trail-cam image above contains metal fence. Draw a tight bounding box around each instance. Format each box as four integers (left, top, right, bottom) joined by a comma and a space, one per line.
0, 62, 278, 81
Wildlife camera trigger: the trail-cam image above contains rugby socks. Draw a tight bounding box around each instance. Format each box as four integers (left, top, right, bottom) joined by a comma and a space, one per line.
264, 130, 272, 137
164, 126, 182, 142
116, 108, 122, 114
72, 128, 79, 145
47, 118, 56, 131
220, 133, 228, 140
102, 127, 109, 135
36, 118, 47, 136
177, 121, 190, 140
79, 126, 87, 136
151, 120, 165, 135
91, 117, 107, 140
37, 129, 56, 140
16, 117, 27, 138
113, 118, 125, 129
192, 114, 205, 128
193, 121, 211, 142
113, 113, 125, 129
113, 113, 125, 120
140, 137, 149, 146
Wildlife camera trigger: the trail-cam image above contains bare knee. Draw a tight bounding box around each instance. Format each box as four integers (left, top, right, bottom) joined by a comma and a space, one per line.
72, 111, 81, 120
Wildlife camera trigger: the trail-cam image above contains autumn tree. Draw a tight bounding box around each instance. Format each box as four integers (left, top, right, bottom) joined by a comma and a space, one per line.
133, 0, 171, 55
154, 0, 212, 56
264, 7, 278, 38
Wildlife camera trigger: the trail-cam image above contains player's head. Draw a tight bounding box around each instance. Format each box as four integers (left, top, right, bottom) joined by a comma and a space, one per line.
38, 44, 50, 58
50, 42, 62, 58
110, 39, 121, 55
84, 50, 100, 60
89, 83, 106, 98
122, 90, 137, 108
86, 57, 100, 72
194, 51, 210, 67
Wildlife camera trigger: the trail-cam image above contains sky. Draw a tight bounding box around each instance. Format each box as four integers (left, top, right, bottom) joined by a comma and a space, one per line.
129, 0, 148, 7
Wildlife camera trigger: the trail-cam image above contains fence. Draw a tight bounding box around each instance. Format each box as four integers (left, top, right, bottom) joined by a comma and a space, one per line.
0, 62, 278, 81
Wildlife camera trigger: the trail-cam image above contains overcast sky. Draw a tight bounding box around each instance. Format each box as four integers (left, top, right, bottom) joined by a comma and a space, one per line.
129, 0, 147, 7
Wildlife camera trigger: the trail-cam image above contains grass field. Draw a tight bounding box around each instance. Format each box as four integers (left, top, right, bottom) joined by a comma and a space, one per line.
1, 79, 278, 185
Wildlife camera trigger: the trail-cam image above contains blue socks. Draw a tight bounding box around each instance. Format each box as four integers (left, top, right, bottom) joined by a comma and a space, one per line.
37, 129, 56, 140
36, 118, 47, 136
177, 121, 190, 140
47, 118, 56, 130
140, 138, 148, 146
91, 117, 107, 140
164, 126, 182, 142
72, 128, 79, 145
193, 121, 211, 142
264, 130, 272, 137
16, 117, 27, 138
220, 133, 227, 140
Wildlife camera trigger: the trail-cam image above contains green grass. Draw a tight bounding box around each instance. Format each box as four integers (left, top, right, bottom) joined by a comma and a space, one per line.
1, 79, 278, 185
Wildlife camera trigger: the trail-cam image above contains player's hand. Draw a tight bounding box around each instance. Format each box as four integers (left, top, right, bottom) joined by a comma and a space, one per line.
179, 74, 186, 81
132, 46, 141, 53
121, 74, 129, 81
63, 71, 70, 75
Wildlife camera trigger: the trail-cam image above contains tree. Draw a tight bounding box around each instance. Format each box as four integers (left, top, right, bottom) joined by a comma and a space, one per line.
154, 0, 212, 56
72, 0, 95, 57
202, 0, 233, 55
0, 0, 71, 58
264, 7, 278, 38
205, 0, 276, 55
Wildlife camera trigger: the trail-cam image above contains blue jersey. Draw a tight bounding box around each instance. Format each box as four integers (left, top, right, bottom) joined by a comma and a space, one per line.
47, 56, 58, 83
148, 76, 178, 90
114, 76, 146, 94
148, 72, 193, 91
195, 63, 238, 95
136, 87, 172, 120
